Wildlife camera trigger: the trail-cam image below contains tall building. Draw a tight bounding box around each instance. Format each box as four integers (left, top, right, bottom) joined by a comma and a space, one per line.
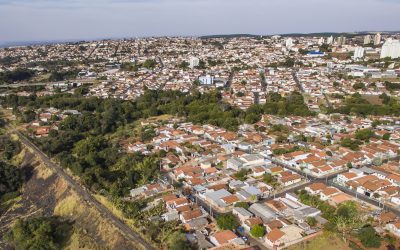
363, 35, 371, 45
380, 39, 400, 59
285, 38, 293, 49
318, 37, 324, 45
353, 47, 365, 59
336, 36, 346, 46
326, 36, 334, 45
374, 33, 381, 45
189, 57, 200, 69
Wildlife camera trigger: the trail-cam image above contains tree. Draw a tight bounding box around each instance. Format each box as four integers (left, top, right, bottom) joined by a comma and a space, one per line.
357, 226, 381, 248
21, 110, 36, 123
234, 202, 249, 209
167, 231, 192, 250
143, 59, 157, 69
355, 129, 375, 141
178, 61, 189, 69
6, 217, 71, 250
353, 82, 365, 90
216, 214, 239, 230
382, 133, 391, 140
233, 169, 249, 181
340, 138, 361, 151
0, 68, 35, 83
263, 173, 277, 186
306, 217, 317, 227
0, 161, 23, 199
336, 201, 357, 220
244, 113, 261, 124
250, 225, 265, 238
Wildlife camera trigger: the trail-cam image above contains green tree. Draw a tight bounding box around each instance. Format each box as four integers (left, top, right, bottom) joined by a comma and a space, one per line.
233, 169, 250, 181
336, 201, 357, 220
234, 202, 250, 209
382, 133, 391, 140
355, 129, 375, 141
353, 82, 365, 90
167, 232, 192, 250
6, 217, 71, 250
250, 225, 265, 238
357, 226, 381, 248
340, 138, 361, 151
306, 217, 317, 227
216, 214, 239, 230
143, 59, 157, 69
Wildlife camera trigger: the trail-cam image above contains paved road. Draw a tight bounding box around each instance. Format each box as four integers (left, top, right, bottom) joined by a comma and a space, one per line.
225, 71, 235, 89
292, 71, 304, 93
323, 92, 333, 109
329, 181, 400, 216
0, 79, 94, 88
269, 157, 346, 182
9, 127, 155, 250
271, 157, 400, 215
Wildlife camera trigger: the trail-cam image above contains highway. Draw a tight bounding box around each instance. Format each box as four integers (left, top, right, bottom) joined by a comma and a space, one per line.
9, 127, 155, 250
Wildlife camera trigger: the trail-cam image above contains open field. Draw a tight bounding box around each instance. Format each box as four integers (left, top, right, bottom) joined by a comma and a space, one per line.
362, 94, 383, 105
287, 231, 349, 250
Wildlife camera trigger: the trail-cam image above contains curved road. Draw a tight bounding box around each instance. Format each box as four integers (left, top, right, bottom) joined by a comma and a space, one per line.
10, 127, 155, 250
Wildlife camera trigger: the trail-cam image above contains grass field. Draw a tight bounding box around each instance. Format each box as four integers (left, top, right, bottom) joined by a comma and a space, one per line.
287, 231, 349, 250
362, 94, 383, 105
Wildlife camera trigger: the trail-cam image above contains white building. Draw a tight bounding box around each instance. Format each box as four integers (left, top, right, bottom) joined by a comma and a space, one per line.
374, 33, 381, 45
326, 36, 334, 45
364, 35, 371, 45
285, 38, 293, 50
353, 47, 365, 59
318, 37, 324, 45
199, 75, 214, 85
336, 36, 346, 46
380, 39, 400, 59
189, 57, 200, 69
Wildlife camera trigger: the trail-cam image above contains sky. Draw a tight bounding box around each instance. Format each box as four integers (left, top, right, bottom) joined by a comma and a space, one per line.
0, 0, 399, 43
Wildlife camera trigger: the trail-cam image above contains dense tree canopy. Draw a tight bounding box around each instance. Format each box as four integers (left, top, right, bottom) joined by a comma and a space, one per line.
0, 90, 313, 196
0, 68, 35, 84
6, 217, 71, 250
330, 93, 400, 116
216, 213, 240, 230
357, 225, 381, 248
250, 225, 265, 238
0, 161, 23, 200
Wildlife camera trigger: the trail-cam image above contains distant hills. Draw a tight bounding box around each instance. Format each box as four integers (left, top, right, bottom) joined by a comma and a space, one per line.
199, 31, 400, 39
1, 31, 399, 48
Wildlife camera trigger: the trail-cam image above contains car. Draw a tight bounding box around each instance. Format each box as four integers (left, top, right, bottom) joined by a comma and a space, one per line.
241, 236, 248, 242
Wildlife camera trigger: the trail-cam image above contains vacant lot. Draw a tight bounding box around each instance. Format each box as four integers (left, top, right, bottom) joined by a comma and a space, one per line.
288, 231, 349, 250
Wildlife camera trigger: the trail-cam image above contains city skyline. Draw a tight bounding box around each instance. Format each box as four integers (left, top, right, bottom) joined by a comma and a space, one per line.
1, 0, 400, 43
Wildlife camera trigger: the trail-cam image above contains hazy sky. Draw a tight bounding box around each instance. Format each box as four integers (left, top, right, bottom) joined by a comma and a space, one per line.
0, 0, 399, 43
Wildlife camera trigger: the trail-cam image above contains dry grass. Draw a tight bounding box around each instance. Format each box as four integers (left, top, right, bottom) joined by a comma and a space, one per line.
362, 95, 383, 105
93, 195, 129, 222
35, 161, 55, 180
288, 231, 349, 250
146, 114, 173, 122
54, 193, 83, 217
64, 229, 105, 250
